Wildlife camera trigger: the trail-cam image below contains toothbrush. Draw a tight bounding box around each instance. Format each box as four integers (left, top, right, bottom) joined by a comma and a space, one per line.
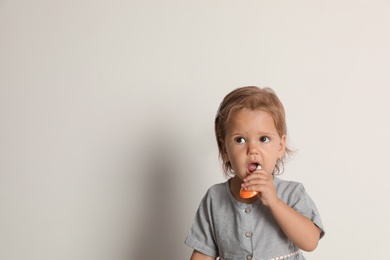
239, 164, 262, 199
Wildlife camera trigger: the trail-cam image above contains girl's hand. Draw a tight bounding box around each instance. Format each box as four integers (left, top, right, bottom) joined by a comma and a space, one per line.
242, 169, 279, 206
243, 169, 321, 251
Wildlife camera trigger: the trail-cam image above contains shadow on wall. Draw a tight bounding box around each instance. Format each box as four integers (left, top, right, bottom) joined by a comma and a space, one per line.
130, 134, 186, 259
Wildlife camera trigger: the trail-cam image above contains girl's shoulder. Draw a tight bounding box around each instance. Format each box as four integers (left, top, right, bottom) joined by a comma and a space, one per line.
274, 177, 309, 203
274, 176, 304, 190
203, 181, 229, 199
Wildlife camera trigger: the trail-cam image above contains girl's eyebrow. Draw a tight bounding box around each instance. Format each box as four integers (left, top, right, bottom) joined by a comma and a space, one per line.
229, 131, 278, 136
258, 132, 279, 136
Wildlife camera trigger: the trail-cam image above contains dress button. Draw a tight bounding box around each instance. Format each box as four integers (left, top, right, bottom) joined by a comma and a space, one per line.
245, 231, 253, 238
246, 255, 252, 260
245, 207, 251, 214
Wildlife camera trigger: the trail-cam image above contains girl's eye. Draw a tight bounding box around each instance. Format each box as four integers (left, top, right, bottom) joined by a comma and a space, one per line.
234, 137, 246, 144
260, 136, 270, 143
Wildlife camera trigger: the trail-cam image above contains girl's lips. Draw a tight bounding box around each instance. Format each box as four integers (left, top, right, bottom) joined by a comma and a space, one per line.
248, 163, 261, 172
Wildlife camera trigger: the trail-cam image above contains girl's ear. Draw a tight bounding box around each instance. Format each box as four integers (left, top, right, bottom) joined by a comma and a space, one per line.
278, 135, 287, 158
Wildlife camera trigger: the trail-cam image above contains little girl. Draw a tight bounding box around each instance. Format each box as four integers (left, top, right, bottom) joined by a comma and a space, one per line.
185, 86, 325, 260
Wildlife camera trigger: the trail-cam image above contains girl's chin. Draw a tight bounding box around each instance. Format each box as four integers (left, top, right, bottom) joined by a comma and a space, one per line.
232, 174, 246, 183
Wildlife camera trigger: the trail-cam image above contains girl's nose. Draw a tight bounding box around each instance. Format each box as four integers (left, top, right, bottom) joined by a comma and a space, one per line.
247, 142, 259, 155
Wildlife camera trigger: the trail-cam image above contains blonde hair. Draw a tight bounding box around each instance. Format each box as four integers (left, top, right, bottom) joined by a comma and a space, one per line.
214, 86, 292, 178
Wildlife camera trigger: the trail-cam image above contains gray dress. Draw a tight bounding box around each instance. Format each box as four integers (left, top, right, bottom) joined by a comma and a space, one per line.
185, 177, 325, 260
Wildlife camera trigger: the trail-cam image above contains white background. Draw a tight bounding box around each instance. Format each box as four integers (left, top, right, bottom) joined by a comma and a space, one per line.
1, 1, 390, 259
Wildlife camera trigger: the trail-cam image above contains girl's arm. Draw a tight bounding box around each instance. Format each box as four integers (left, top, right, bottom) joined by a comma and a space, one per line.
190, 250, 216, 260
243, 171, 321, 251
268, 199, 321, 252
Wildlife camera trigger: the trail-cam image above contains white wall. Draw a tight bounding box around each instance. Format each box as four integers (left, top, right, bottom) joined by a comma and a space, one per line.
1, 1, 390, 259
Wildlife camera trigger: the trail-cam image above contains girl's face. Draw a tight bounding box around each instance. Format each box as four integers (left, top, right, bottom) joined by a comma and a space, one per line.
223, 109, 286, 181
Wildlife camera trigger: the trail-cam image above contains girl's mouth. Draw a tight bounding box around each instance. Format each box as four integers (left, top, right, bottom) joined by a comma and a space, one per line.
248, 163, 261, 172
